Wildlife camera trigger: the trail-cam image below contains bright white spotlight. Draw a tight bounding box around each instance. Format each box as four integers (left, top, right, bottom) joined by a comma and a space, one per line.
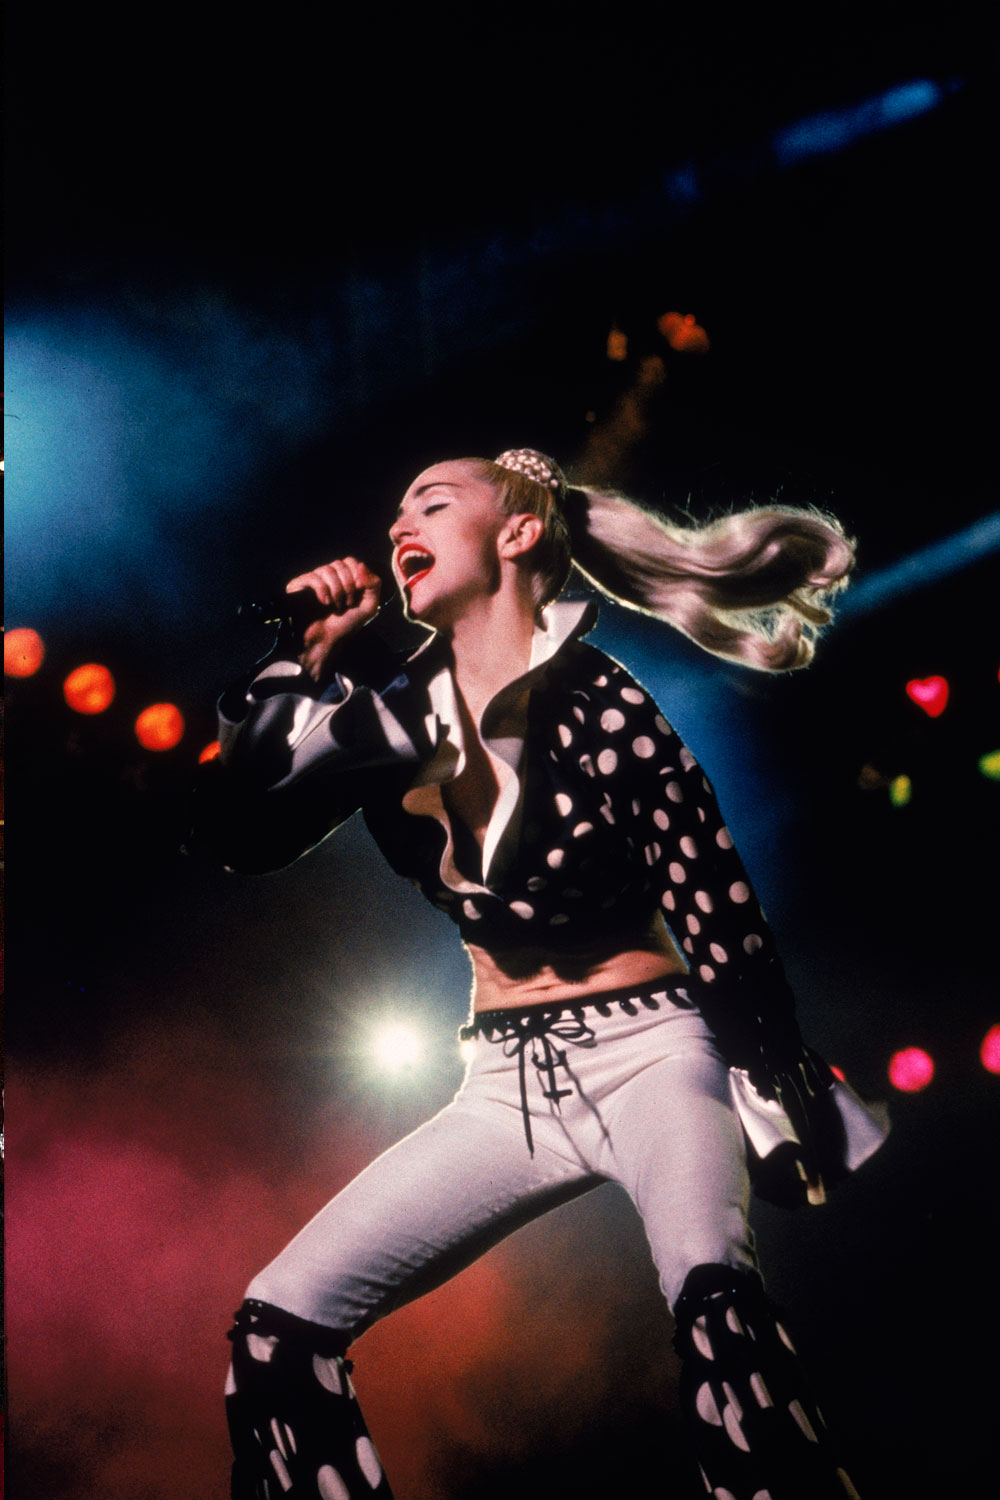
371, 1022, 425, 1074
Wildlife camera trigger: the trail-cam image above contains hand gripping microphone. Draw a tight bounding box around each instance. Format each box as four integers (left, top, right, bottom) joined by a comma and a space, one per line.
237, 588, 400, 632
237, 591, 334, 629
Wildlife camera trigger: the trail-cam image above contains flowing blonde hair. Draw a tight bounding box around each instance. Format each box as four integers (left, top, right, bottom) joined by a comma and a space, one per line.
473, 457, 855, 672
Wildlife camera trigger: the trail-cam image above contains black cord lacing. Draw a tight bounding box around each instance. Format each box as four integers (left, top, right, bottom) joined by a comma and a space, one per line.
460, 991, 665, 1154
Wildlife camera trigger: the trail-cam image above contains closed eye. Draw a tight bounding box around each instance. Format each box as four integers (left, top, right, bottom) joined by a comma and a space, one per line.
423, 503, 449, 515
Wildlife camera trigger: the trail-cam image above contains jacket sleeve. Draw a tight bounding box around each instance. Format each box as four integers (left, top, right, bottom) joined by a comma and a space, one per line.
185, 634, 425, 874
591, 659, 805, 1084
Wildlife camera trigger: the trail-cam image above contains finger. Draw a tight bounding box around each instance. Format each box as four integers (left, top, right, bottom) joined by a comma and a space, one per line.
286, 570, 333, 606
343, 557, 382, 593
286, 559, 381, 615
324, 559, 364, 612
294, 562, 356, 613
338, 559, 382, 612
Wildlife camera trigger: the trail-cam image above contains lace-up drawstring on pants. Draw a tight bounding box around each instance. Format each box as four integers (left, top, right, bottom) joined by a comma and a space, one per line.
459, 984, 678, 1153
459, 1004, 600, 1153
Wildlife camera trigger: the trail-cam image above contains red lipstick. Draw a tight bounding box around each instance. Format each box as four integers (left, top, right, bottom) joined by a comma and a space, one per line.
395, 543, 435, 590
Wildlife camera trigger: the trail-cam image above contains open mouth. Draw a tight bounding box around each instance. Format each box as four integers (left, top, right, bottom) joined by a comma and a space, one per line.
395, 545, 435, 589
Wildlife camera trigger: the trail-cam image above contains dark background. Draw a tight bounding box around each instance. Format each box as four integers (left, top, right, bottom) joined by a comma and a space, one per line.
5, 12, 998, 1497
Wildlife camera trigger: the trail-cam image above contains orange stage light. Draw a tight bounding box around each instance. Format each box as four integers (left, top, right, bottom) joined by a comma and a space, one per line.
64, 662, 116, 714
198, 740, 222, 763
657, 310, 710, 353
4, 627, 46, 678
606, 327, 628, 361
135, 702, 185, 751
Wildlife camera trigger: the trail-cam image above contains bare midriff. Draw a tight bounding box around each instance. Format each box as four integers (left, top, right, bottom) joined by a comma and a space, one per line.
468, 910, 689, 1012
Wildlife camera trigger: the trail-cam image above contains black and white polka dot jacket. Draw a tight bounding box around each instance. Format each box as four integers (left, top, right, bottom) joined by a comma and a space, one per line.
199, 601, 798, 1049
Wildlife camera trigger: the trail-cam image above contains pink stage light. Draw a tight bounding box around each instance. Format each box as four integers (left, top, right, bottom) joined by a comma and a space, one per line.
980, 1025, 1000, 1075
888, 1047, 935, 1092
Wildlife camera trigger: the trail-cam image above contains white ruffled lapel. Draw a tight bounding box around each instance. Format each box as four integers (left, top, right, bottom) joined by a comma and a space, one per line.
400, 600, 596, 895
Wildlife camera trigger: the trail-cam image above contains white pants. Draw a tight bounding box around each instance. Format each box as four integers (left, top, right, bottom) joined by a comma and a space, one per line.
246, 985, 758, 1334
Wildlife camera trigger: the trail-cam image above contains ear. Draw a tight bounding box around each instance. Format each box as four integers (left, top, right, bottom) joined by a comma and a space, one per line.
498, 512, 545, 560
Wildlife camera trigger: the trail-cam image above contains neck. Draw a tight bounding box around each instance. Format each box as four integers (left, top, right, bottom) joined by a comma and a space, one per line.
447, 587, 537, 723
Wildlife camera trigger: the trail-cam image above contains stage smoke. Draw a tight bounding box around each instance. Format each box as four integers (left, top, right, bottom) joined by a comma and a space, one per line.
7, 1011, 678, 1498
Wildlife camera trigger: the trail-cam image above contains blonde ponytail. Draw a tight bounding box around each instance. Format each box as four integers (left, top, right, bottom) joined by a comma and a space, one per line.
564, 488, 855, 672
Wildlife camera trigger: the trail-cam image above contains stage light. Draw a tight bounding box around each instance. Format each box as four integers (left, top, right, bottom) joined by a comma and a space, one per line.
980, 1026, 1000, 1076
888, 1047, 934, 1093
4, 627, 45, 678
135, 703, 185, 751
978, 750, 1000, 781
772, 79, 945, 167
837, 512, 1000, 620
199, 740, 222, 763
64, 663, 115, 714
657, 311, 710, 353
889, 775, 912, 807
607, 327, 628, 361
371, 1022, 424, 1074
906, 676, 949, 717
638, 354, 667, 388
664, 162, 700, 205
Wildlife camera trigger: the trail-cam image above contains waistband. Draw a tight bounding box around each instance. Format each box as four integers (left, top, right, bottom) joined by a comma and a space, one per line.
460, 973, 697, 1042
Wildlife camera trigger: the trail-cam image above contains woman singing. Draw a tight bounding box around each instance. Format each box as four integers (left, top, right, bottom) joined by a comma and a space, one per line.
193, 449, 884, 1498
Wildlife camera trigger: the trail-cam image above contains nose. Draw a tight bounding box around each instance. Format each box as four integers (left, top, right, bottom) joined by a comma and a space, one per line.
389, 513, 413, 544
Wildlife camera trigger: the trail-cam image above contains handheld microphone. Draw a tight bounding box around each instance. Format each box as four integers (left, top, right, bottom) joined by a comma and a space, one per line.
237, 591, 333, 628
237, 589, 403, 630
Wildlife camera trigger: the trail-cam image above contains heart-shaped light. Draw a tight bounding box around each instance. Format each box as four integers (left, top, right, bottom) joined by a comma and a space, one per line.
905, 676, 949, 717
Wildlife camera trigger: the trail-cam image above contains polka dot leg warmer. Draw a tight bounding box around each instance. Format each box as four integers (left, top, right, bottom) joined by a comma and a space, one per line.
672, 1266, 861, 1500
226, 1300, 393, 1499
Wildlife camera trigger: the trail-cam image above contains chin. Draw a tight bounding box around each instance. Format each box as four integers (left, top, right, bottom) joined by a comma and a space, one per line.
402, 589, 442, 629
402, 599, 431, 626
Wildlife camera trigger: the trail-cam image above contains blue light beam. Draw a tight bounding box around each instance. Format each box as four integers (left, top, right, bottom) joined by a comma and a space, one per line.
773, 79, 948, 166
838, 512, 1000, 620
